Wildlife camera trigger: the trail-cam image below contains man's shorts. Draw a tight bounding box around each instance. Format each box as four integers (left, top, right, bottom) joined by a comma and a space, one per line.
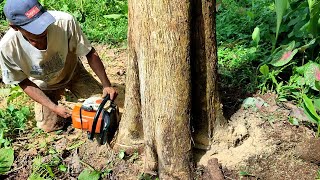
35, 61, 103, 132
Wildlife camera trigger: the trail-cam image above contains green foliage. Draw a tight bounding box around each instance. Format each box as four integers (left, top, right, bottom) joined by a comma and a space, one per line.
302, 94, 320, 136
0, 147, 14, 174
0, 0, 128, 45
66, 140, 85, 150
239, 170, 253, 176
252, 27, 260, 47
316, 169, 320, 180
78, 169, 101, 180
255, 0, 320, 111
138, 173, 159, 180
0, 104, 31, 139
28, 156, 54, 180
275, 0, 289, 42
307, 0, 320, 37
0, 130, 10, 148
218, 45, 264, 94
2, 86, 33, 140
118, 150, 125, 159
7, 85, 24, 104
28, 153, 67, 180
216, 0, 274, 45
270, 41, 298, 67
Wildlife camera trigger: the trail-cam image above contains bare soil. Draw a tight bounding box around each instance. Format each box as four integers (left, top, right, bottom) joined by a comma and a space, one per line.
1, 46, 320, 180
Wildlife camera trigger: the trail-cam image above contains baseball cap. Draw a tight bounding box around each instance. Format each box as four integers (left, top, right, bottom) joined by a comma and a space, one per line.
4, 0, 55, 35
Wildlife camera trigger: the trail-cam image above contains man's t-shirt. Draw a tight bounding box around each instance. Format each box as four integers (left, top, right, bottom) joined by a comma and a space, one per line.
0, 11, 92, 90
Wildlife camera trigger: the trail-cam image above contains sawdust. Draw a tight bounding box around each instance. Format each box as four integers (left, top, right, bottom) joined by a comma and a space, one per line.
197, 108, 275, 169
196, 93, 319, 179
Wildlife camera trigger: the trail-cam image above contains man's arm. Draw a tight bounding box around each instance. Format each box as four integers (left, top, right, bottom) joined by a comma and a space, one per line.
18, 78, 71, 118
86, 48, 118, 100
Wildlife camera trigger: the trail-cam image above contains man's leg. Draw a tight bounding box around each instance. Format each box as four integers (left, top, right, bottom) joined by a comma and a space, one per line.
34, 89, 66, 132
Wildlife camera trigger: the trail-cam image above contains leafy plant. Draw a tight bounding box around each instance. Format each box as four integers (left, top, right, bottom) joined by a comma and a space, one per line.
7, 85, 24, 104
78, 169, 101, 180
274, 0, 289, 47
0, 104, 31, 137
0, 147, 14, 174
28, 153, 66, 180
28, 156, 55, 180
239, 170, 255, 179
38, 0, 128, 45
138, 173, 159, 180
316, 169, 320, 180
252, 26, 260, 47
216, 0, 274, 45
118, 150, 125, 159
302, 94, 320, 136
254, 0, 320, 110
0, 130, 11, 148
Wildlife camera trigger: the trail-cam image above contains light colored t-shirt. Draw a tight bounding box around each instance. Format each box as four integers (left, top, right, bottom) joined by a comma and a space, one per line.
0, 11, 92, 90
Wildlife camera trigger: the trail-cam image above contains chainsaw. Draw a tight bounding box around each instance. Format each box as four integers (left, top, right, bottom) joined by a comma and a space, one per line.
71, 95, 118, 145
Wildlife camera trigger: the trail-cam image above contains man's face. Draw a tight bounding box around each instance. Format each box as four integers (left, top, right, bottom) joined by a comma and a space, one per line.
17, 27, 48, 43
10, 24, 48, 49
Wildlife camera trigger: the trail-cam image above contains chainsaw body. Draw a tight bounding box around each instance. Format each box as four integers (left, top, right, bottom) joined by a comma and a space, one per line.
72, 104, 104, 133
71, 96, 118, 144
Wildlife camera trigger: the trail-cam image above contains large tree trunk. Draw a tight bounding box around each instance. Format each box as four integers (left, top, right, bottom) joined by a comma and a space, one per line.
114, 0, 225, 178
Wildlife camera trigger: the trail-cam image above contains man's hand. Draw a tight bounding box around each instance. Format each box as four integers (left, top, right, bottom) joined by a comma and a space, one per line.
19, 79, 71, 119
52, 105, 71, 118
102, 87, 118, 100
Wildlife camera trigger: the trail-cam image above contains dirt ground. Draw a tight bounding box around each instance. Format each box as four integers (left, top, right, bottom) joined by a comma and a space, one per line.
1, 46, 320, 180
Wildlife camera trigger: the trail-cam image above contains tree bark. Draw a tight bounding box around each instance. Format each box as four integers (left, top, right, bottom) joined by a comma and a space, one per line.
115, 0, 225, 178
112, 16, 144, 148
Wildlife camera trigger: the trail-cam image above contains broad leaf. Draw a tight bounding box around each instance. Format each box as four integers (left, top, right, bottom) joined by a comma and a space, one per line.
303, 62, 320, 90
302, 94, 320, 123
307, 0, 320, 37
296, 76, 305, 86
315, 81, 320, 91
259, 64, 269, 76
103, 14, 124, 19
295, 62, 311, 75
288, 117, 299, 126
275, 0, 289, 40
252, 27, 260, 46
270, 49, 298, 67
303, 102, 319, 124
314, 98, 320, 111
0, 148, 14, 174
118, 150, 125, 159
78, 169, 101, 180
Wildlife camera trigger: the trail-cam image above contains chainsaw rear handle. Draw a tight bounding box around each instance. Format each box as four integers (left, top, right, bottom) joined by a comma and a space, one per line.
88, 95, 111, 140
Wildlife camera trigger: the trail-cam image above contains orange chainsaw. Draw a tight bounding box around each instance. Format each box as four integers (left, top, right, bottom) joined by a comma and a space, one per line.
71, 95, 118, 145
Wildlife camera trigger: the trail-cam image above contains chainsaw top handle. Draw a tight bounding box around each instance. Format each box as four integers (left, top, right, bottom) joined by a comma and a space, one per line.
88, 95, 111, 140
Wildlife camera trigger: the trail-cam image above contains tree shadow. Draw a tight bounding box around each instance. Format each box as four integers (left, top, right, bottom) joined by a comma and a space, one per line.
113, 83, 125, 111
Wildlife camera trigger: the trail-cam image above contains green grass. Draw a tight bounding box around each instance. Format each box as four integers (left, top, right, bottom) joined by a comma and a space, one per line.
42, 0, 128, 45
216, 0, 275, 95
0, 0, 128, 45
216, 0, 275, 45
